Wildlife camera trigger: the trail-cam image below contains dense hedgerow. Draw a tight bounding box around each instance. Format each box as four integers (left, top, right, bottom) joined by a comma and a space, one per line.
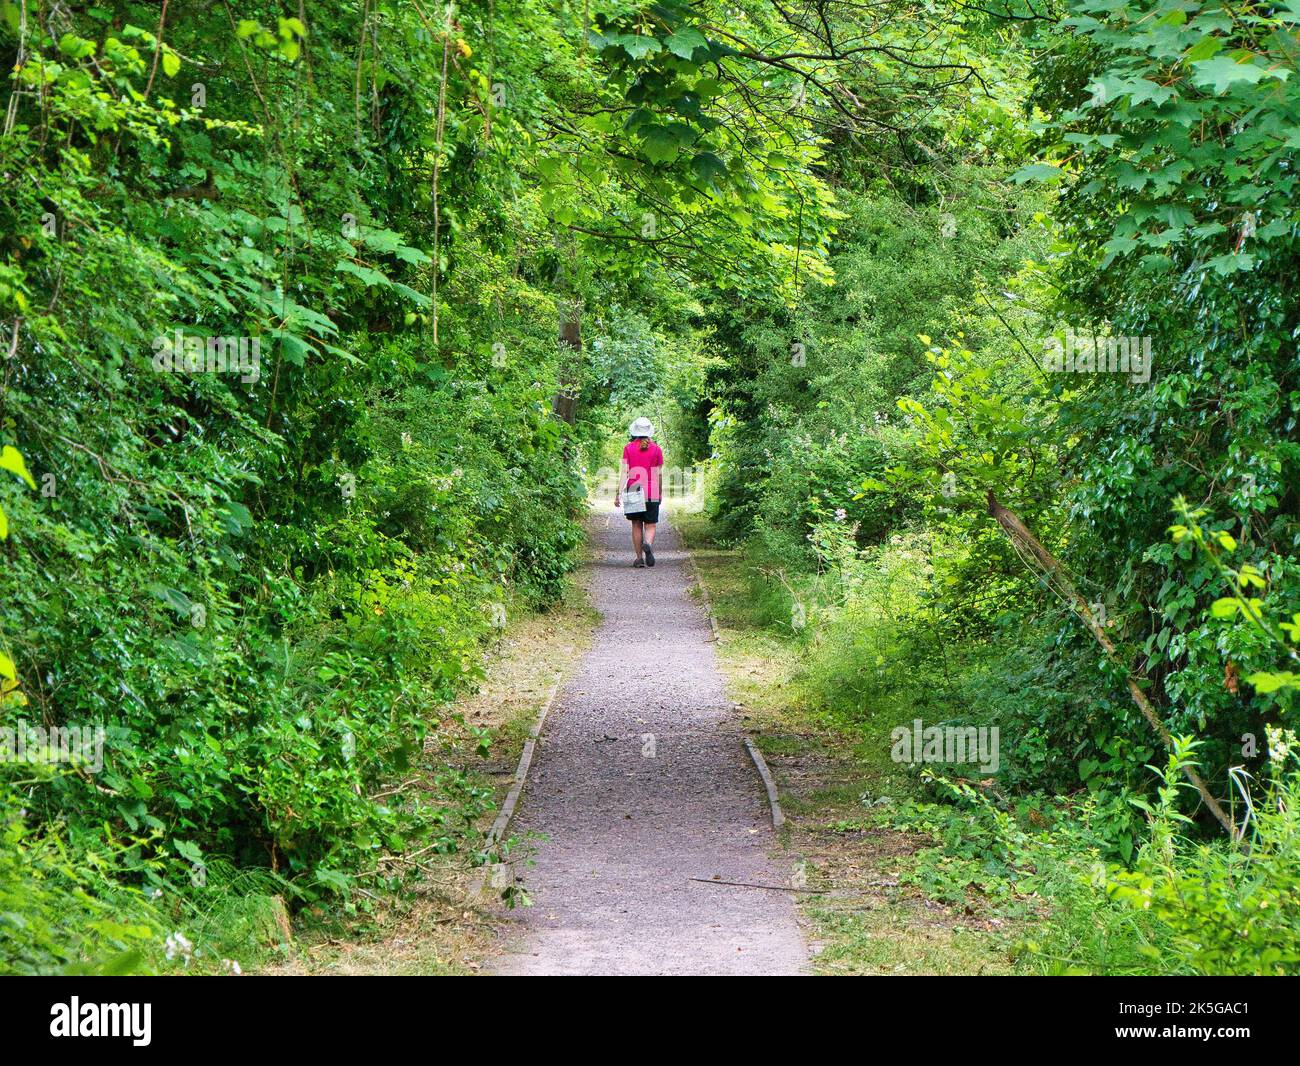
690, 2, 1300, 973
0, 4, 594, 972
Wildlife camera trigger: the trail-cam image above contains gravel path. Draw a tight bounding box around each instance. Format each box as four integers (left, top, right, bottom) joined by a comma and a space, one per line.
491, 505, 808, 976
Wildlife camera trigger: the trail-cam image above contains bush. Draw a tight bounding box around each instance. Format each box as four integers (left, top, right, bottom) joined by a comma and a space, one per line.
0, 781, 161, 975
1107, 735, 1300, 975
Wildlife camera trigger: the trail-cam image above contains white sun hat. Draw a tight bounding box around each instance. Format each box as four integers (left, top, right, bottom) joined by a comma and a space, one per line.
629, 416, 654, 437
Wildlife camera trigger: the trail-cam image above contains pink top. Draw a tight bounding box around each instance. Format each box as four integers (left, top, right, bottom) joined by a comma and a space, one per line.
623, 440, 664, 501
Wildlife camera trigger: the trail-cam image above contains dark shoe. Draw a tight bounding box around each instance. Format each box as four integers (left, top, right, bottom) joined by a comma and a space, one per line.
633, 558, 645, 568
643, 542, 655, 567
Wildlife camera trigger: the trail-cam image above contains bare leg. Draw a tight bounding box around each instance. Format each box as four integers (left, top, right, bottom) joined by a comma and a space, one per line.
643, 522, 657, 548
630, 520, 644, 561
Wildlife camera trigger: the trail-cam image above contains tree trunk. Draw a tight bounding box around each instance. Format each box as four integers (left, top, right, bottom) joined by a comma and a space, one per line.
985, 491, 1237, 839
552, 301, 581, 424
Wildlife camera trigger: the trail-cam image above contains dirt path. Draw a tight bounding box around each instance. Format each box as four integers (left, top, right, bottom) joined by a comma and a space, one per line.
491, 505, 808, 975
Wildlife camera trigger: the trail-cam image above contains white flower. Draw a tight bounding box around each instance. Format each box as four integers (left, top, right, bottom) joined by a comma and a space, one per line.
834, 508, 847, 522
164, 931, 194, 962
1266, 725, 1296, 764
222, 958, 242, 975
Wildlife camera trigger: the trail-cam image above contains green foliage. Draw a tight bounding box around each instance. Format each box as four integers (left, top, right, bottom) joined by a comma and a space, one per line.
0, 0, 610, 970
1026, 0, 1300, 274
1106, 736, 1300, 975
1006, 0, 1300, 792
2, 0, 1295, 977
0, 779, 161, 975
674, 0, 1300, 978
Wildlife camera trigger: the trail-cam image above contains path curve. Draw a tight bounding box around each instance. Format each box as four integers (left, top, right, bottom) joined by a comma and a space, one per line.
491, 505, 808, 976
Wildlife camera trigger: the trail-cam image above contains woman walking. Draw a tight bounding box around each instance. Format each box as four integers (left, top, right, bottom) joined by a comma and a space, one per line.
614, 416, 664, 568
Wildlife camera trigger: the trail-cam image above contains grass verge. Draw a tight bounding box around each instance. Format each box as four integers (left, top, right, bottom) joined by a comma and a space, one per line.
676, 512, 1017, 975
257, 556, 599, 976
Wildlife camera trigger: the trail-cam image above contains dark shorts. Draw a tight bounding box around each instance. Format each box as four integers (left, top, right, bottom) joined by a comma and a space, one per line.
626, 500, 661, 524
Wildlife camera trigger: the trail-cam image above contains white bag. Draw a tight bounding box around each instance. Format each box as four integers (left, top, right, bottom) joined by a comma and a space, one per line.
621, 483, 646, 515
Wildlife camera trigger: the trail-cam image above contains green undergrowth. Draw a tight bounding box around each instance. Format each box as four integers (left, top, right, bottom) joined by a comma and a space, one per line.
679, 513, 1300, 976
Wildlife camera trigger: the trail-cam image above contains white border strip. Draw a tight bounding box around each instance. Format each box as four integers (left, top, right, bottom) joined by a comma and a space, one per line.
684, 557, 722, 643
485, 677, 563, 848
743, 736, 786, 831
681, 538, 781, 829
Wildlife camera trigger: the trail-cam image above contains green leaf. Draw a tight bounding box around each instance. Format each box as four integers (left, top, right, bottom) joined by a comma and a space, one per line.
219, 501, 253, 534
390, 282, 432, 308
275, 331, 312, 367
1203, 252, 1256, 275
97, 950, 145, 976
1125, 79, 1176, 107
161, 48, 180, 77
614, 34, 660, 60
690, 151, 728, 185
1190, 55, 1271, 93
1010, 163, 1061, 184
1246, 671, 1299, 694
640, 124, 683, 164
57, 33, 97, 59
148, 584, 193, 617
664, 27, 708, 60
173, 838, 204, 864
1182, 35, 1225, 65
1209, 598, 1240, 619
0, 446, 36, 489
336, 259, 389, 287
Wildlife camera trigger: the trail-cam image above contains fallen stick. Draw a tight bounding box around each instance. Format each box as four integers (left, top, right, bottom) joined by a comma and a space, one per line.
689, 877, 825, 894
